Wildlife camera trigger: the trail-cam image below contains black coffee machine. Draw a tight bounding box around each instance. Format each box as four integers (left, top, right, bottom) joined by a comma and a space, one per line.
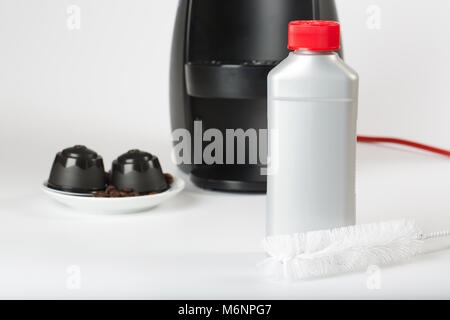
170, 0, 341, 192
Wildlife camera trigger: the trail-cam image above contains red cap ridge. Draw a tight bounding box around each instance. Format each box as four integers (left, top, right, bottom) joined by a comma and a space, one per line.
288, 20, 340, 51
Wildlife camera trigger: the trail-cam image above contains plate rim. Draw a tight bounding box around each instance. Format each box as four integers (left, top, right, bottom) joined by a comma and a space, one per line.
42, 176, 185, 201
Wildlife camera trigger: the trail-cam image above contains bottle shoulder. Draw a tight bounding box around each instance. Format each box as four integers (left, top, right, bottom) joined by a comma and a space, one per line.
268, 52, 359, 99
269, 52, 358, 83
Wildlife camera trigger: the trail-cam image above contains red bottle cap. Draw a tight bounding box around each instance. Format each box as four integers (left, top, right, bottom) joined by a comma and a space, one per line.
288, 20, 340, 51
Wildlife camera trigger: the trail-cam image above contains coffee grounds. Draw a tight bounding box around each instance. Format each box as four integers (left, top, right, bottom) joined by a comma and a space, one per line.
164, 173, 174, 185
93, 173, 174, 198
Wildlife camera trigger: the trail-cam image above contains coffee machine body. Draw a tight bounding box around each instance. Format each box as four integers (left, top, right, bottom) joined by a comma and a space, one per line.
170, 0, 341, 192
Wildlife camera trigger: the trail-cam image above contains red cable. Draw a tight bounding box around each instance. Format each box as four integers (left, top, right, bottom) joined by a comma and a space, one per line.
357, 135, 450, 157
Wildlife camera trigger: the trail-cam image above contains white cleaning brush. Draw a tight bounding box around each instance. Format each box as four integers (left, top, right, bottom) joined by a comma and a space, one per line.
260, 219, 450, 280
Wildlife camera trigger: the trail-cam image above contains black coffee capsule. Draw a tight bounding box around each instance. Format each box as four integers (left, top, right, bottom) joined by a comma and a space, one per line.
110, 149, 168, 193
47, 145, 107, 193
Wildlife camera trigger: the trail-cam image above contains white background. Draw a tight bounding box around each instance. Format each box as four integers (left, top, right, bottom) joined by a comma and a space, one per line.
0, 0, 449, 299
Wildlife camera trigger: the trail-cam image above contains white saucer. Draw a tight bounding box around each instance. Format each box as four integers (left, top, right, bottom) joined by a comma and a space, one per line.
42, 176, 185, 214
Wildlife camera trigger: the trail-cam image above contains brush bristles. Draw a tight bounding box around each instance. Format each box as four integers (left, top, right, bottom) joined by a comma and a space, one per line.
261, 219, 424, 280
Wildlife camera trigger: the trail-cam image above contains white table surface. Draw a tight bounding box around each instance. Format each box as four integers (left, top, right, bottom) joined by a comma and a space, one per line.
1, 0, 450, 300
0, 142, 449, 299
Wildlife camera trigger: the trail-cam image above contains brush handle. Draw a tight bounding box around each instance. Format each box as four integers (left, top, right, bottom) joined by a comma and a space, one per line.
421, 229, 450, 240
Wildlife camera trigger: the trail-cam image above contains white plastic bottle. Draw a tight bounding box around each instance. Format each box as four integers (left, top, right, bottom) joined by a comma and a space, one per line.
267, 21, 358, 236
